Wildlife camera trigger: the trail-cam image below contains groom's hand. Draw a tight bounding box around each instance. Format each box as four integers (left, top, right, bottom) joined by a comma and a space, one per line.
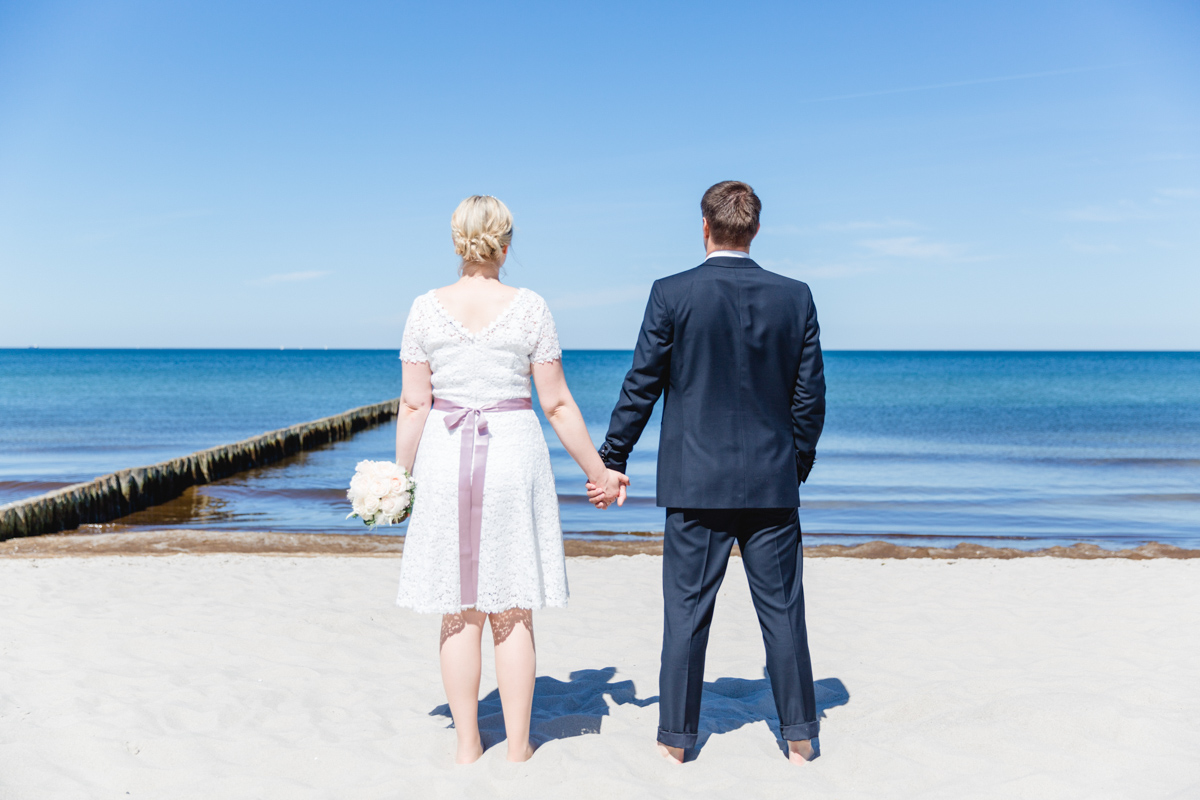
585, 469, 629, 510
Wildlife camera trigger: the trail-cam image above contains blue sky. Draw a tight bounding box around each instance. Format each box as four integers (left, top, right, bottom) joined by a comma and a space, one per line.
1, 0, 1197, 350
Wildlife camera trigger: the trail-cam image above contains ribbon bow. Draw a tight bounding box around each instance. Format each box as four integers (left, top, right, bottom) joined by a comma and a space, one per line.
433, 397, 533, 606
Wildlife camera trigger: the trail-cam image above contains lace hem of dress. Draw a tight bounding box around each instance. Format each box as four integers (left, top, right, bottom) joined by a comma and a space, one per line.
395, 595, 569, 615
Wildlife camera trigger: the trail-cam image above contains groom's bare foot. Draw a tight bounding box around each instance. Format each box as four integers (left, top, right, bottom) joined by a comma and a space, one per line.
506, 742, 536, 763
787, 739, 815, 765
455, 737, 484, 765
657, 743, 684, 764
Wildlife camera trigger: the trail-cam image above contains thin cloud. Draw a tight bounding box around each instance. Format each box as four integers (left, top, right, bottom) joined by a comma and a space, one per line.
861, 237, 959, 259
760, 219, 914, 236
820, 219, 915, 232
1066, 189, 1195, 221
550, 284, 651, 311
249, 270, 331, 285
799, 63, 1123, 104
1065, 239, 1123, 255
794, 264, 877, 279
1065, 203, 1149, 223
82, 209, 216, 243
758, 224, 809, 236
1136, 152, 1198, 163
758, 258, 877, 280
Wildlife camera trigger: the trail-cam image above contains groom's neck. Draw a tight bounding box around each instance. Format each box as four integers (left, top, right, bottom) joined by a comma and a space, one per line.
705, 240, 751, 256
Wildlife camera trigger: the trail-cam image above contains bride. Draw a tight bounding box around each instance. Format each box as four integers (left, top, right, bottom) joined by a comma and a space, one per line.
394, 195, 628, 763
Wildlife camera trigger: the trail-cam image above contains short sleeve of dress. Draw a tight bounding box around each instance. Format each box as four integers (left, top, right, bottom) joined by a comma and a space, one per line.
399, 296, 429, 363
530, 296, 562, 364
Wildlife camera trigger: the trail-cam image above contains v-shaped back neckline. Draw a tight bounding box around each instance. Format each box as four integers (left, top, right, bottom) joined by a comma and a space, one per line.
429, 287, 525, 340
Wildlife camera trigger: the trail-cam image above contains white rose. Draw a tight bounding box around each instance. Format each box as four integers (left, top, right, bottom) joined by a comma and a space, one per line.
363, 495, 382, 515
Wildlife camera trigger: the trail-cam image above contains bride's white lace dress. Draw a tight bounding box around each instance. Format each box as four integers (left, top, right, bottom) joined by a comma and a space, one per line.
395, 287, 568, 614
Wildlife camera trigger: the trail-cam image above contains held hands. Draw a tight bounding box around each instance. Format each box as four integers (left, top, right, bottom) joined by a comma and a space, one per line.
586, 469, 629, 510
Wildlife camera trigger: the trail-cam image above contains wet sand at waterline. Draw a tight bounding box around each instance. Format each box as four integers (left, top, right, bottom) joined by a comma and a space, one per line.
2, 551, 1197, 797
2, 528, 1198, 559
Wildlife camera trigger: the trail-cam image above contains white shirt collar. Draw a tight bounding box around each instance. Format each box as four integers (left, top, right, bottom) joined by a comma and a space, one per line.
705, 250, 751, 260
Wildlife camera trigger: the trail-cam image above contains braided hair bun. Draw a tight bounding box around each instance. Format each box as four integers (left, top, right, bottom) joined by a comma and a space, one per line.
451, 196, 513, 265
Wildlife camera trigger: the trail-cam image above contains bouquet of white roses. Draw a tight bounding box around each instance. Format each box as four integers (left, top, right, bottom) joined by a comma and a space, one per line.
346, 460, 415, 528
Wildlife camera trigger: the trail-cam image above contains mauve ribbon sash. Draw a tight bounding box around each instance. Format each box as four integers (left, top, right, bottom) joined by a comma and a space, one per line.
432, 396, 534, 607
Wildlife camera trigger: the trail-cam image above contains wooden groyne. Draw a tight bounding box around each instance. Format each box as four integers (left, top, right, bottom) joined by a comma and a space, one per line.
0, 398, 400, 541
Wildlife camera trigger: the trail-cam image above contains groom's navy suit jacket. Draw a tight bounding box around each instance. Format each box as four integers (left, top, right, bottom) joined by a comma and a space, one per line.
599, 256, 826, 509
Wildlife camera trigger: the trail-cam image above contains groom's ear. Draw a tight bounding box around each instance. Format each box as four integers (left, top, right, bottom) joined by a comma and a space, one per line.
702, 217, 711, 241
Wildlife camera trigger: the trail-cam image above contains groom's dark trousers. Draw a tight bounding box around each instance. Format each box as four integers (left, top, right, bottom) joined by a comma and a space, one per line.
599, 256, 826, 749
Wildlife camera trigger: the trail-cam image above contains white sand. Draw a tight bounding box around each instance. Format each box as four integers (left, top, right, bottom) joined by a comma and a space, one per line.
1, 554, 1198, 799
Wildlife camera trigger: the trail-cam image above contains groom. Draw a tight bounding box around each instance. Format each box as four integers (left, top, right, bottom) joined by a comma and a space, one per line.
589, 181, 826, 764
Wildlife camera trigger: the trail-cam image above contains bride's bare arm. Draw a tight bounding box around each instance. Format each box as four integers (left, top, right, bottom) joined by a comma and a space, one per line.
395, 361, 433, 472
531, 359, 627, 508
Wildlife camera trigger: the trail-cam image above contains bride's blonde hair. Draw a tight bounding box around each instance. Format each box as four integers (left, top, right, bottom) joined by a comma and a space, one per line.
451, 195, 513, 265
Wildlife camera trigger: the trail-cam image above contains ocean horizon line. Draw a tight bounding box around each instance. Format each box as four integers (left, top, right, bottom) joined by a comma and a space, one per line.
4, 347, 1199, 354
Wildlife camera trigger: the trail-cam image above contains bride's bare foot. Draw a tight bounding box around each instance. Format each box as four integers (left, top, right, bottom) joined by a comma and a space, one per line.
787, 739, 815, 765
657, 743, 684, 764
506, 741, 535, 763
455, 737, 484, 765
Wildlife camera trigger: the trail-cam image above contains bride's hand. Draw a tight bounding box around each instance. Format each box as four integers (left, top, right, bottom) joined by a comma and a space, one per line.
586, 469, 629, 510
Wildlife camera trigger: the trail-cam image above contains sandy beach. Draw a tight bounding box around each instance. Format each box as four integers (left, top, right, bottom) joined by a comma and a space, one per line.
2, 549, 1198, 799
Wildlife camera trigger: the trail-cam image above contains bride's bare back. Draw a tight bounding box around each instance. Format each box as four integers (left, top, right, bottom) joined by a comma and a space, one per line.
434, 272, 520, 335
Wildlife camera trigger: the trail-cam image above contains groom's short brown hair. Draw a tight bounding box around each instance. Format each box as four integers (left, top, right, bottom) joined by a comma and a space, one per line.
701, 181, 761, 247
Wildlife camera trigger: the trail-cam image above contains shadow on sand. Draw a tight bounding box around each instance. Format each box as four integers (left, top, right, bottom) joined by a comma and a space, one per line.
430, 667, 850, 756
689, 673, 851, 761
430, 667, 654, 749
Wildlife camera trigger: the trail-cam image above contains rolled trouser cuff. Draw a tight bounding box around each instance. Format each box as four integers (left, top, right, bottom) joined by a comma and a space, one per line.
780, 720, 820, 741
657, 728, 698, 749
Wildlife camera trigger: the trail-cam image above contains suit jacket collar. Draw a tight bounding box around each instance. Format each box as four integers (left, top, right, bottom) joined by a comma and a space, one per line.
701, 255, 761, 269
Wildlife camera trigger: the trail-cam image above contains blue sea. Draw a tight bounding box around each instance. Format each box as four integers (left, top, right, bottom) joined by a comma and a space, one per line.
2, 349, 1198, 549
